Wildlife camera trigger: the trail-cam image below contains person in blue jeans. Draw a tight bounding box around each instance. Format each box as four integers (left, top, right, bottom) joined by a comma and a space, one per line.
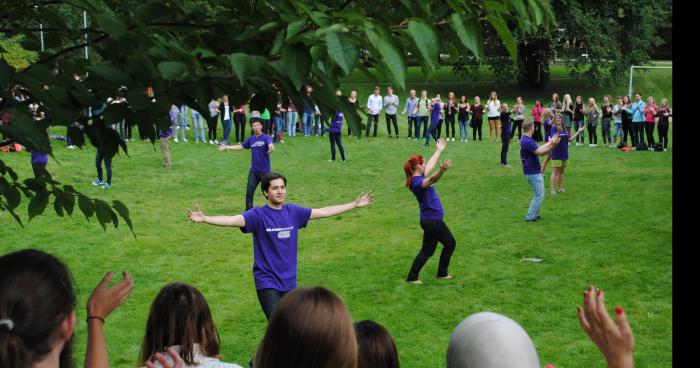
302, 85, 317, 137
190, 106, 206, 143
519, 121, 560, 222
425, 95, 442, 147
217, 95, 234, 145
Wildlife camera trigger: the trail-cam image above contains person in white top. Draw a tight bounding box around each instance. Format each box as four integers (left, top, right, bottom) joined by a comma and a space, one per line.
139, 283, 243, 368
207, 98, 220, 144
383, 87, 400, 138
366, 86, 383, 137
486, 91, 501, 143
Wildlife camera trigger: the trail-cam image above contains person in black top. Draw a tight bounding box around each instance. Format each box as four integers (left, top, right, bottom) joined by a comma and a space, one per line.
471, 96, 484, 141
620, 95, 633, 146
500, 104, 512, 167
656, 98, 672, 150
573, 95, 586, 146
457, 96, 470, 142
601, 95, 614, 147
444, 92, 458, 141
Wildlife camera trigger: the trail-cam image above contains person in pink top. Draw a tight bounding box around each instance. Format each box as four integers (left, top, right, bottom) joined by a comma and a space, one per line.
531, 99, 544, 142
643, 96, 658, 147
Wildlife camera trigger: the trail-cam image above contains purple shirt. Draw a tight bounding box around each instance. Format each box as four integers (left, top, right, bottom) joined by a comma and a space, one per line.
543, 118, 551, 140
520, 135, 541, 175
550, 126, 569, 160
31, 151, 48, 164
430, 102, 442, 125
329, 111, 343, 133
409, 175, 444, 221
242, 133, 272, 174
242, 204, 312, 291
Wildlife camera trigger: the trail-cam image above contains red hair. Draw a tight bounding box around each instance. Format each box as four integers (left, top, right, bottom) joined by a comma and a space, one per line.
404, 155, 424, 187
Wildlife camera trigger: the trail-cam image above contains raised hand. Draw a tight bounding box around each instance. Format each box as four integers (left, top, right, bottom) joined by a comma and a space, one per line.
436, 138, 447, 151
188, 204, 205, 223
354, 191, 375, 208
145, 347, 184, 368
268, 143, 275, 153
439, 159, 452, 171
87, 271, 134, 320
578, 286, 634, 368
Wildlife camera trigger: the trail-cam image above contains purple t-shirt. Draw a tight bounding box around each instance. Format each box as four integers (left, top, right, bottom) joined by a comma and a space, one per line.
409, 175, 444, 221
543, 118, 551, 141
31, 151, 48, 164
329, 111, 343, 133
242, 204, 313, 291
242, 133, 272, 174
430, 103, 442, 125
550, 126, 569, 160
520, 135, 541, 175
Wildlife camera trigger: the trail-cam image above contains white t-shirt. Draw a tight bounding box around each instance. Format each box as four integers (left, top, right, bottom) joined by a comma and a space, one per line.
209, 100, 220, 118
147, 344, 243, 368
222, 103, 231, 120
487, 100, 501, 118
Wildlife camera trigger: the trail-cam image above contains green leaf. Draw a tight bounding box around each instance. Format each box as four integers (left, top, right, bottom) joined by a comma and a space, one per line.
486, 15, 517, 61
94, 199, 113, 231
157, 61, 189, 81
270, 30, 286, 55
286, 20, 307, 41
112, 200, 134, 234
259, 22, 278, 32
451, 14, 484, 58
28, 191, 49, 221
54, 195, 65, 217
87, 64, 132, 86
282, 44, 311, 90
96, 13, 127, 40
229, 53, 267, 86
325, 32, 358, 75
78, 194, 94, 221
6, 185, 20, 210
364, 29, 405, 88
407, 19, 439, 76
62, 191, 75, 216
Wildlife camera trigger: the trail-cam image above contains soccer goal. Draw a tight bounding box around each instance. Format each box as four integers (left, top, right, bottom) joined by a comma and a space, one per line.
628, 63, 672, 97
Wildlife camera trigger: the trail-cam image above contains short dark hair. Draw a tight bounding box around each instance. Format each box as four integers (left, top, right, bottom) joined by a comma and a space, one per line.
355, 320, 400, 368
261, 172, 287, 196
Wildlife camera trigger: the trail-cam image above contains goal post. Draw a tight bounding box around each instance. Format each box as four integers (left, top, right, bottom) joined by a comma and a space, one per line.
628, 64, 672, 97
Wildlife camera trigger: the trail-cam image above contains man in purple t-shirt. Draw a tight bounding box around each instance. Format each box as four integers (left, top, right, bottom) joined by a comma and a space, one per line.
188, 172, 374, 319
519, 121, 560, 222
218, 118, 274, 210
404, 138, 456, 285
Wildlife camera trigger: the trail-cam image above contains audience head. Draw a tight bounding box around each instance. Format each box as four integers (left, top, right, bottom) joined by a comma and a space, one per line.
616, 95, 623, 104
535, 98, 541, 106
474, 96, 480, 104
562, 94, 571, 106
576, 95, 583, 104
336, 90, 342, 97
460, 95, 466, 104
551, 93, 559, 103
410, 89, 416, 97
254, 286, 357, 368
523, 120, 533, 134
516, 96, 523, 104
588, 97, 596, 106
139, 282, 221, 366
647, 96, 654, 105
603, 95, 611, 105
421, 90, 428, 98
635, 92, 642, 101
373, 86, 380, 95
446, 312, 540, 368
350, 90, 358, 99
354, 320, 400, 368
387, 86, 394, 95
660, 98, 668, 108
489, 91, 497, 101
0, 249, 77, 368
623, 95, 630, 104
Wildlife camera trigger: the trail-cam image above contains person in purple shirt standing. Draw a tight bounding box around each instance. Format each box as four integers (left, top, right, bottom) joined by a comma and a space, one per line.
544, 113, 585, 195
188, 172, 374, 319
520, 121, 560, 222
328, 90, 347, 162
425, 95, 442, 147
404, 138, 456, 285
218, 118, 275, 210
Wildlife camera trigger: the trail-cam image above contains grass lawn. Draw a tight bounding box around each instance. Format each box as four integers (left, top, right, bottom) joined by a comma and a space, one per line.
1, 115, 671, 367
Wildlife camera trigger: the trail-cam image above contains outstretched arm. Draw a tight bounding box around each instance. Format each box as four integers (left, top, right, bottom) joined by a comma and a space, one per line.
422, 159, 452, 188
188, 204, 246, 227
218, 144, 244, 151
569, 125, 586, 142
424, 138, 447, 174
310, 192, 374, 219
535, 134, 560, 155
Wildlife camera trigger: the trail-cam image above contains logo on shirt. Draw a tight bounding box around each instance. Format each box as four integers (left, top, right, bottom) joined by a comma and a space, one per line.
278, 231, 291, 239
266, 226, 294, 239
252, 141, 266, 148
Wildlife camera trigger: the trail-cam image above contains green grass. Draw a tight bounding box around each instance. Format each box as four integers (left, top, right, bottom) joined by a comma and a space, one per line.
1, 114, 672, 367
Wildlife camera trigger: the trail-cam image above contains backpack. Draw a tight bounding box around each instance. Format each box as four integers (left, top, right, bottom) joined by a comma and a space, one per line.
617, 143, 626, 149
653, 143, 664, 152
636, 142, 648, 151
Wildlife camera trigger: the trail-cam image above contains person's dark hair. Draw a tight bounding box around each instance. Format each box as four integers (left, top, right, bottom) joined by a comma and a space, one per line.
261, 172, 287, 196
0, 249, 76, 368
255, 287, 357, 368
139, 282, 221, 365
354, 320, 400, 368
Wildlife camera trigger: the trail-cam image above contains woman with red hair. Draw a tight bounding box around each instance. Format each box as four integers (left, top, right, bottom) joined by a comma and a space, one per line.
403, 138, 456, 285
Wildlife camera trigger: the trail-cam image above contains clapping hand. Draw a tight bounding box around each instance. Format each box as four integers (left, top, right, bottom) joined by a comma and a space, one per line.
354, 191, 375, 208
188, 204, 205, 223
439, 159, 452, 171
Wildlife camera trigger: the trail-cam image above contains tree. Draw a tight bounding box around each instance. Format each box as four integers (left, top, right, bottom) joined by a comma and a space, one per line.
0, 0, 553, 228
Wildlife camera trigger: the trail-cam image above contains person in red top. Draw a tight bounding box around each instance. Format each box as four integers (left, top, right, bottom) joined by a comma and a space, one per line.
531, 99, 544, 142
643, 96, 658, 147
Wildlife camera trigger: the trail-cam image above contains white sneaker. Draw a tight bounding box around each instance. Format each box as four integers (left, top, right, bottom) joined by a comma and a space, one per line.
591, 144, 597, 147
664, 148, 667, 152
183, 138, 188, 142
451, 138, 455, 141
214, 140, 219, 144
174, 137, 179, 143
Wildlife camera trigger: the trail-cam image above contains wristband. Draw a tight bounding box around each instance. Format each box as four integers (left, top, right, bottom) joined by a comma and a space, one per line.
86, 316, 105, 324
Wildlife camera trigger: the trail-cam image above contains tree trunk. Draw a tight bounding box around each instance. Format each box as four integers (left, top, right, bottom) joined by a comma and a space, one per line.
517, 38, 550, 90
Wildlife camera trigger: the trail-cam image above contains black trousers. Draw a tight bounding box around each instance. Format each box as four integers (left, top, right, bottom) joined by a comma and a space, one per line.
407, 220, 456, 281
657, 124, 669, 148
407, 116, 417, 138
645, 122, 656, 146
329, 132, 345, 161
472, 119, 483, 140
32, 163, 48, 178
500, 132, 510, 164
207, 116, 218, 141
246, 171, 265, 210
436, 119, 443, 138
633, 123, 645, 147
257, 288, 289, 320
445, 115, 456, 139
234, 113, 246, 143
622, 122, 632, 146
533, 122, 543, 142
587, 123, 597, 144
95, 151, 112, 185
512, 119, 523, 139
366, 114, 379, 136
385, 113, 398, 136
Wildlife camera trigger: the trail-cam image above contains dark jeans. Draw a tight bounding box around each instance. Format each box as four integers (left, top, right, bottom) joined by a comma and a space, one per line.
32, 163, 48, 178
500, 132, 510, 164
246, 171, 265, 210
601, 118, 611, 144
256, 288, 289, 320
366, 114, 379, 137
436, 119, 443, 138
416, 116, 428, 138
385, 113, 398, 136
262, 119, 271, 135
512, 119, 523, 139
644, 122, 656, 146
445, 115, 456, 139
425, 121, 438, 146
407, 116, 417, 138
222, 118, 232, 144
622, 122, 632, 146
633, 123, 645, 147
587, 123, 597, 144
472, 119, 483, 140
207, 116, 218, 141
533, 121, 543, 142
95, 151, 112, 185
329, 132, 345, 161
234, 113, 246, 143
658, 124, 669, 148
574, 120, 585, 143
407, 220, 456, 281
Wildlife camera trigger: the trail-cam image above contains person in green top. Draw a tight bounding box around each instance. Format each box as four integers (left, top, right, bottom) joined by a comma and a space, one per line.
260, 108, 271, 136
414, 89, 430, 140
